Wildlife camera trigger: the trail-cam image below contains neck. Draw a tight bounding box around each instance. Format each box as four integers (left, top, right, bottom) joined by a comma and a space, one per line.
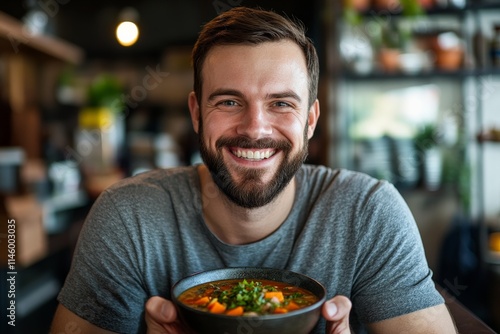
198, 165, 296, 245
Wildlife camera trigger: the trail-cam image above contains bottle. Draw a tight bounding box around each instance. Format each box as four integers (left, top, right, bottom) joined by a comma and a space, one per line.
474, 30, 489, 69
491, 24, 500, 68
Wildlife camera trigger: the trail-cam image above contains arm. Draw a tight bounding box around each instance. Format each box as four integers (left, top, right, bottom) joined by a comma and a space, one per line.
51, 304, 116, 334
320, 297, 456, 334
367, 303, 457, 334
55, 190, 151, 332
350, 181, 449, 327
52, 298, 191, 334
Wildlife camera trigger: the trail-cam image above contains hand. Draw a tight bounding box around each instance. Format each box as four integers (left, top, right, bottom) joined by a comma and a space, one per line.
145, 296, 194, 334
322, 295, 352, 334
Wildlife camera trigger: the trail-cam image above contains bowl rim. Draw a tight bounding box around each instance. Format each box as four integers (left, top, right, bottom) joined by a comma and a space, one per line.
171, 266, 327, 320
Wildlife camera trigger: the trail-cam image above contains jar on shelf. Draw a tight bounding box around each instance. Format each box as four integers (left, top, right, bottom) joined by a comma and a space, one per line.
432, 31, 464, 71
491, 24, 500, 68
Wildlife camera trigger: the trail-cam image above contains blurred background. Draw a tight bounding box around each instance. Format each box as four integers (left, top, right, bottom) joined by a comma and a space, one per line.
1, 0, 500, 332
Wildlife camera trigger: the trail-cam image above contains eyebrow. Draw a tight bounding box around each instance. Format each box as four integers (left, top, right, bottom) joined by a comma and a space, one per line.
208, 89, 244, 101
267, 90, 302, 103
207, 88, 302, 103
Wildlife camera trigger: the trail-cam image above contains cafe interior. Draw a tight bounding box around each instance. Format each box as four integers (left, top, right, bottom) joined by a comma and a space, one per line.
1, 0, 500, 332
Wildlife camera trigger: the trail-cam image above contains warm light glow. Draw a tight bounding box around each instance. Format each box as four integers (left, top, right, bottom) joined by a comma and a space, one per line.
116, 21, 139, 47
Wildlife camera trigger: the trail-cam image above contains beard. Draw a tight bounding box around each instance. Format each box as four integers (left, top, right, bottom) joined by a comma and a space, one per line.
198, 118, 309, 209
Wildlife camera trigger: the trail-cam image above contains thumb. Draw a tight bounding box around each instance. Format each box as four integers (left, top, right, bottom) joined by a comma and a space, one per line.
322, 295, 352, 334
145, 296, 177, 333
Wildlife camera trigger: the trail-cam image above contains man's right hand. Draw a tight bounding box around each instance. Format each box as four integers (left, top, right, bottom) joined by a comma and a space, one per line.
145, 296, 193, 334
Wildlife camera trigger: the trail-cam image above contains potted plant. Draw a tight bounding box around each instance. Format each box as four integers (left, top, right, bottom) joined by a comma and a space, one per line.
414, 124, 443, 190
377, 21, 405, 72
77, 74, 125, 174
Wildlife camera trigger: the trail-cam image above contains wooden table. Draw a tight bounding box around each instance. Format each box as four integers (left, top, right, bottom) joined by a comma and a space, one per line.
437, 284, 497, 333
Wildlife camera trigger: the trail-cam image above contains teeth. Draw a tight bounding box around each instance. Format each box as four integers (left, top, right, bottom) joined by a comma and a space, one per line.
234, 149, 273, 160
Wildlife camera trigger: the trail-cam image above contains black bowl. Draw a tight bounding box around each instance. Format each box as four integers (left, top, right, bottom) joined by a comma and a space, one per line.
171, 267, 326, 334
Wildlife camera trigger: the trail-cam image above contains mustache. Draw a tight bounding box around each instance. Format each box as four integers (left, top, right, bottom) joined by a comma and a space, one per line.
215, 137, 292, 151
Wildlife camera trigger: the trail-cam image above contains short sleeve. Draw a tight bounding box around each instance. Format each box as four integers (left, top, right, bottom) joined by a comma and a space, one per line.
57, 190, 148, 333
351, 182, 444, 323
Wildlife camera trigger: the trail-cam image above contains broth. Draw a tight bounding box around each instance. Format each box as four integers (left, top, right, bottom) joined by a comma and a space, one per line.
178, 279, 319, 316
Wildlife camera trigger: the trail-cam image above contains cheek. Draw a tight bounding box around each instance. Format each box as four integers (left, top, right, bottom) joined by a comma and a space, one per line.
201, 116, 230, 146
281, 118, 308, 145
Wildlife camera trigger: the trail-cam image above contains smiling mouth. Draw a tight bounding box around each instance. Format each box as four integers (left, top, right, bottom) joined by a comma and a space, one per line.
231, 149, 276, 161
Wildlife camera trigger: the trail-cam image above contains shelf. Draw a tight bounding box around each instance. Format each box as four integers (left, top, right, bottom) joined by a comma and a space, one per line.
0, 11, 84, 64
341, 67, 500, 81
467, 1, 500, 11
477, 130, 500, 143
358, 7, 466, 17
355, 2, 500, 18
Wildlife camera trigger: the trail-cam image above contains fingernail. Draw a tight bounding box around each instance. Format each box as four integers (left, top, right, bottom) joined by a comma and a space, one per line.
326, 301, 337, 317
160, 302, 169, 320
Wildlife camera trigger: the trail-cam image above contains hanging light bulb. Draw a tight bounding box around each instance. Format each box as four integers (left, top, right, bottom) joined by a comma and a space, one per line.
116, 21, 139, 47
116, 7, 140, 47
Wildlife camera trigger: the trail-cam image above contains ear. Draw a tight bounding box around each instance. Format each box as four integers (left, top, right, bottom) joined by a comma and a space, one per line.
188, 91, 200, 134
307, 99, 320, 139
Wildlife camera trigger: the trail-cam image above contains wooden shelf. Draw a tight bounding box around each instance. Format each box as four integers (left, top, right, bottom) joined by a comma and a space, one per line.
0, 11, 84, 64
0, 11, 85, 159
355, 2, 500, 17
477, 130, 500, 143
341, 68, 500, 81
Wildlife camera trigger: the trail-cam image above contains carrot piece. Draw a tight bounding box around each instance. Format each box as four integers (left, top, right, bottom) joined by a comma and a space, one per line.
208, 301, 227, 314
194, 296, 210, 305
225, 306, 244, 316
273, 307, 288, 314
286, 301, 300, 311
265, 291, 284, 302
207, 298, 218, 309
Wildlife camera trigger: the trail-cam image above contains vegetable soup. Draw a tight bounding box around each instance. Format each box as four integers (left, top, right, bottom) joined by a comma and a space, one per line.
177, 279, 319, 316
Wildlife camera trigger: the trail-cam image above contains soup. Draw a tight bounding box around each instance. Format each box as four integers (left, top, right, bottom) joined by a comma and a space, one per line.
177, 279, 319, 316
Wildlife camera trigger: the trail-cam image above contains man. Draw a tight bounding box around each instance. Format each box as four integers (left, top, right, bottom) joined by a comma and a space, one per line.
51, 7, 457, 334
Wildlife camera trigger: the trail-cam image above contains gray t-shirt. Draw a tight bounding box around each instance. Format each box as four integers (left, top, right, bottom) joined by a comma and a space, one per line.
57, 165, 443, 333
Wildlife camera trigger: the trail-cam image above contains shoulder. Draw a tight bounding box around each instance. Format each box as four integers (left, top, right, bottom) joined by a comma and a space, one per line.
84, 166, 201, 226
297, 164, 392, 199
102, 166, 199, 201
297, 165, 410, 231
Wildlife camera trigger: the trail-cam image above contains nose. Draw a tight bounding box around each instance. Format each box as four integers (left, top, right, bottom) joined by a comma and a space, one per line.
236, 103, 273, 139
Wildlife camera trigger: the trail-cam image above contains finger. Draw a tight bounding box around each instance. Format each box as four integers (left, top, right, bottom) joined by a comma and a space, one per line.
145, 296, 178, 334
322, 296, 352, 334
146, 296, 177, 323
323, 295, 352, 321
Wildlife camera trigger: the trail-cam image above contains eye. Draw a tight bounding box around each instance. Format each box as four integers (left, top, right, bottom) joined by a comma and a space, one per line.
217, 100, 239, 107
273, 101, 292, 108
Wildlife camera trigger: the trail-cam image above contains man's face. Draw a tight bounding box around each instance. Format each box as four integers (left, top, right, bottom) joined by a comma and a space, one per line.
192, 40, 318, 208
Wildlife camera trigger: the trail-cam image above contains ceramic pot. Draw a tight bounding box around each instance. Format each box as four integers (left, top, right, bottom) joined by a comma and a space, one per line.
344, 0, 371, 11
435, 47, 463, 70
379, 48, 401, 72
372, 0, 400, 11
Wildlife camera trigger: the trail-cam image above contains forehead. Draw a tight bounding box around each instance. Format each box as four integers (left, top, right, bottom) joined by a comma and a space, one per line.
201, 41, 308, 96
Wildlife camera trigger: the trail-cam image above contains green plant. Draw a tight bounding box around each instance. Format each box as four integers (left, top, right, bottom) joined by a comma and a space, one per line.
344, 0, 425, 51
400, 0, 425, 17
414, 124, 440, 150
381, 21, 403, 49
87, 74, 124, 112
343, 4, 363, 26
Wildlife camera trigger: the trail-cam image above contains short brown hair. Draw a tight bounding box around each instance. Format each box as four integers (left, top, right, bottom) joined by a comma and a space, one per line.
192, 7, 319, 108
